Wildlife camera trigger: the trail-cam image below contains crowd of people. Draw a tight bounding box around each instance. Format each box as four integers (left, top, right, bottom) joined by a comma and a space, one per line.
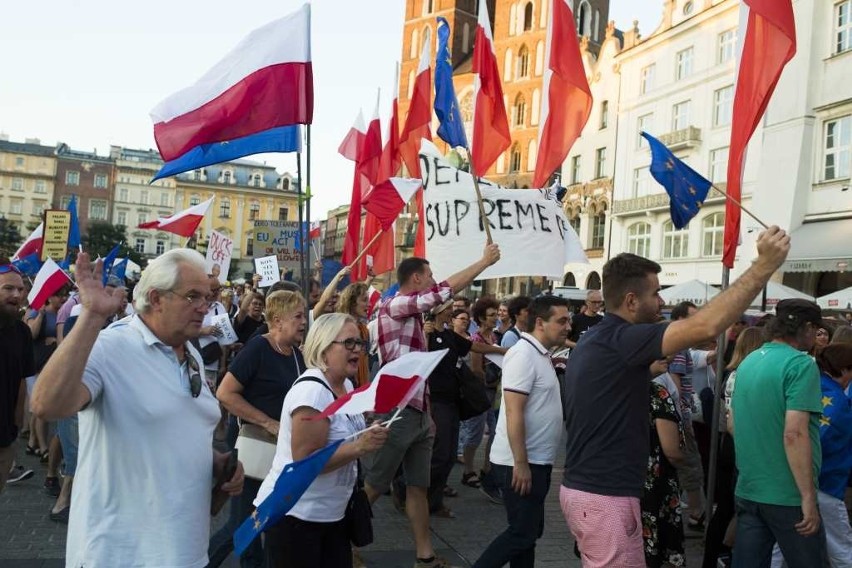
0, 223, 851, 568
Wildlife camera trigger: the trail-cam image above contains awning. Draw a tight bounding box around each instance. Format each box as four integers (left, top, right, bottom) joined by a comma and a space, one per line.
782, 219, 852, 273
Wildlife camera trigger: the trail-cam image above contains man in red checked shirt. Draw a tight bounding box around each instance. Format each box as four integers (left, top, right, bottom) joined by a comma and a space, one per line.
362, 243, 500, 568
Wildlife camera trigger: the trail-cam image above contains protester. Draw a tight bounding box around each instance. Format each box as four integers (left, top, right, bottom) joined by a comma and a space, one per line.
565, 289, 603, 349
363, 244, 500, 568
234, 291, 265, 344
723, 318, 748, 367
730, 299, 827, 567
453, 295, 477, 335
31, 250, 244, 567
199, 275, 226, 389
500, 296, 531, 349
495, 301, 510, 338
0, 261, 35, 493
833, 325, 852, 345
221, 287, 238, 319
337, 281, 371, 387
472, 296, 570, 568
812, 325, 831, 357
313, 265, 349, 323
560, 226, 790, 567
257, 313, 387, 568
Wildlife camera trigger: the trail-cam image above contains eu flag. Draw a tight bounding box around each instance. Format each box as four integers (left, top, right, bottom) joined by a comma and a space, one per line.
434, 17, 468, 149
101, 244, 122, 285
67, 195, 81, 249
111, 258, 128, 281
233, 439, 343, 556
642, 132, 712, 229
12, 252, 43, 277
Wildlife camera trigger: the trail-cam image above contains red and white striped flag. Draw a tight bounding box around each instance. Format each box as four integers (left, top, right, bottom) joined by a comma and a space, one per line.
138, 197, 213, 238
362, 178, 422, 231
28, 258, 72, 310
309, 349, 447, 419
366, 285, 381, 318
12, 223, 43, 261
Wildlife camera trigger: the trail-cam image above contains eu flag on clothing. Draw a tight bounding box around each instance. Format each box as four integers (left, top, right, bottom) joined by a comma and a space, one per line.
233, 439, 343, 556
641, 131, 712, 230
434, 17, 468, 149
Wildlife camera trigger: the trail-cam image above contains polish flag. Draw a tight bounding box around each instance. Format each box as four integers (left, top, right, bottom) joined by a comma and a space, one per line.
341, 111, 371, 271
12, 223, 43, 261
723, 0, 796, 268
471, 0, 511, 177
362, 178, 422, 231
151, 4, 313, 162
309, 349, 448, 419
379, 64, 402, 180
399, 29, 433, 180
338, 110, 366, 162
27, 258, 72, 311
533, 0, 592, 188
366, 285, 381, 318
138, 197, 214, 237
361, 91, 384, 187
308, 221, 321, 240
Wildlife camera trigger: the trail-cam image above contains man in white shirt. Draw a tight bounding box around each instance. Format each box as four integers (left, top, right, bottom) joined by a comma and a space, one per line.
32, 249, 244, 568
472, 296, 571, 568
199, 275, 226, 388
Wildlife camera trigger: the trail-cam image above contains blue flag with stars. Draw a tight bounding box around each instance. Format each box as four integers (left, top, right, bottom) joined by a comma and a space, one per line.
434, 17, 468, 149
67, 195, 81, 250
11, 252, 43, 277
233, 439, 343, 555
101, 243, 121, 285
642, 132, 712, 229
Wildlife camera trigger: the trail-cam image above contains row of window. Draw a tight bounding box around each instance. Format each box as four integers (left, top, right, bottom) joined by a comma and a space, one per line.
636, 86, 734, 139
638, 30, 736, 96
57, 196, 109, 221
0, 198, 47, 217
624, 214, 725, 259
5, 178, 48, 193
135, 238, 167, 256
189, 169, 291, 190
63, 170, 108, 188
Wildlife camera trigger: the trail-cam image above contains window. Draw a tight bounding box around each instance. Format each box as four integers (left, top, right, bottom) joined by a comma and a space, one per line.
11, 178, 23, 191
514, 94, 526, 127
35, 180, 46, 194
410, 28, 419, 60
462, 23, 471, 53
281, 178, 290, 191
140, 190, 149, 205
710, 147, 730, 183
94, 173, 108, 188
135, 238, 146, 254
160, 193, 169, 206
66, 171, 80, 185
517, 46, 530, 78
627, 223, 651, 257
702, 212, 725, 257
590, 211, 606, 248
33, 202, 46, 217
662, 220, 690, 259
638, 113, 654, 147
569, 215, 581, 235
509, 146, 522, 172
509, 3, 518, 36
10, 200, 23, 215
577, 1, 590, 36
220, 199, 231, 218
278, 207, 289, 221
190, 195, 200, 206
249, 203, 260, 220
137, 213, 148, 226
15, 156, 24, 168
422, 0, 433, 17
193, 169, 202, 181
672, 100, 691, 131
89, 200, 108, 221
683, 1, 694, 15
117, 211, 127, 226
600, 100, 609, 129
718, 29, 736, 63
119, 188, 129, 202
531, 89, 541, 125
251, 173, 263, 187
407, 70, 416, 98
594, 148, 607, 178
496, 153, 506, 174
640, 64, 655, 94
156, 240, 165, 255
60, 196, 72, 209
527, 140, 537, 171
523, 2, 534, 31
836, 0, 852, 54
713, 86, 734, 126
246, 236, 254, 256
222, 170, 232, 184
824, 116, 851, 180
633, 167, 651, 197
570, 155, 581, 184
503, 48, 514, 81
675, 47, 693, 81
534, 41, 545, 75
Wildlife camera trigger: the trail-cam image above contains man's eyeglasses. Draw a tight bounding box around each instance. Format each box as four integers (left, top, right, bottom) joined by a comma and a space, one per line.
0, 264, 22, 276
165, 290, 212, 309
332, 338, 368, 352
185, 352, 202, 398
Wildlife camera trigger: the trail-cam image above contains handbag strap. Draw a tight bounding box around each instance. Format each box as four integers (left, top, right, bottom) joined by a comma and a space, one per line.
293, 376, 336, 399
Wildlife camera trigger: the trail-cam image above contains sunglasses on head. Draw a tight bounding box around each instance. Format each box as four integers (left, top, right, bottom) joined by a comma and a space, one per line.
185, 351, 203, 398
0, 264, 22, 276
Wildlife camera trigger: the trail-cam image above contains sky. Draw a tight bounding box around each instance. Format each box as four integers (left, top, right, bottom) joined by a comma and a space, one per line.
0, 1, 661, 220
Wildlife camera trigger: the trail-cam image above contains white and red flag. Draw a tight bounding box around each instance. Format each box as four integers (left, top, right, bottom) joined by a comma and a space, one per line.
533, 0, 592, 188
362, 178, 422, 231
308, 221, 321, 240
28, 258, 72, 310
338, 110, 366, 163
471, 0, 511, 177
309, 349, 448, 419
723, 0, 796, 268
151, 4, 312, 162
366, 285, 382, 319
399, 31, 433, 180
379, 64, 402, 181
138, 197, 214, 237
12, 223, 43, 261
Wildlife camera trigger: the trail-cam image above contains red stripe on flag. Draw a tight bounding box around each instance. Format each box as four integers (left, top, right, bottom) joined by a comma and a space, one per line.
139, 213, 206, 238
29, 269, 70, 311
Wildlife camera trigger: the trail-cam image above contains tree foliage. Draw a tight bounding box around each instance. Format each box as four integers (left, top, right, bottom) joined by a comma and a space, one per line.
82, 221, 145, 266
0, 218, 23, 259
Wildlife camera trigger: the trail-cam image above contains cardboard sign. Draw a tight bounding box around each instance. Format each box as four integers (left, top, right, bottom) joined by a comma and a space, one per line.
252, 220, 305, 273
41, 210, 72, 262
205, 230, 233, 284
254, 255, 280, 288
211, 312, 238, 346
418, 142, 588, 280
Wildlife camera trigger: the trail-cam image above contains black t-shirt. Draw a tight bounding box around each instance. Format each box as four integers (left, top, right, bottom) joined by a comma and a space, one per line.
562, 313, 668, 497
568, 312, 604, 344
0, 320, 35, 447
234, 316, 264, 345
427, 329, 473, 403
228, 335, 305, 422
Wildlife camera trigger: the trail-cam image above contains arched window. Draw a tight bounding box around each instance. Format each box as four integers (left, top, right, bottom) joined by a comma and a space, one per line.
517, 45, 530, 78
503, 48, 514, 81
462, 22, 471, 53
590, 206, 606, 248
534, 40, 545, 75
422, 0, 434, 17
407, 69, 416, 98
563, 272, 576, 286
410, 28, 419, 60
281, 178, 290, 191
586, 271, 601, 290
190, 195, 200, 206
496, 152, 507, 174
509, 3, 517, 36
509, 145, 522, 172
249, 202, 260, 220
568, 213, 581, 235
523, 2, 534, 31
662, 220, 690, 259
540, 0, 549, 28
527, 139, 537, 171
514, 94, 526, 127
702, 212, 725, 257
531, 89, 541, 125
219, 198, 231, 218
577, 1, 590, 36
593, 9, 600, 41
627, 222, 651, 257
251, 173, 263, 187
221, 170, 233, 184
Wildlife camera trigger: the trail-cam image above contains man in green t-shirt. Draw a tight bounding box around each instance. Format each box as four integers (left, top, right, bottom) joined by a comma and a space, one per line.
730, 299, 828, 567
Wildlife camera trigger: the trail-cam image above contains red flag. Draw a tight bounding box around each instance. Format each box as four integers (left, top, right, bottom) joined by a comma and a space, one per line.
361, 91, 384, 186
471, 0, 511, 177
399, 30, 432, 180
366, 285, 381, 318
12, 223, 43, 261
723, 0, 796, 268
533, 0, 592, 188
379, 64, 402, 180
340, 112, 368, 268
363, 178, 422, 231
138, 197, 213, 237
27, 258, 72, 311
338, 110, 366, 162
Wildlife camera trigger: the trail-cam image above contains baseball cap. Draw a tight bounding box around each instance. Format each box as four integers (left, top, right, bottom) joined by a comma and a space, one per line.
775, 299, 823, 328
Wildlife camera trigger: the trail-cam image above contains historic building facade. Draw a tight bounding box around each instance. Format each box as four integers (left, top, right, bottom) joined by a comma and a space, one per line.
0, 137, 56, 238
54, 144, 115, 232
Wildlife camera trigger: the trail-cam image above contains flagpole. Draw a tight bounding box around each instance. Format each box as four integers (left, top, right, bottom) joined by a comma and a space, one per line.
296, 148, 306, 296
306, 125, 313, 297
461, 149, 493, 245
711, 183, 767, 229
347, 230, 385, 269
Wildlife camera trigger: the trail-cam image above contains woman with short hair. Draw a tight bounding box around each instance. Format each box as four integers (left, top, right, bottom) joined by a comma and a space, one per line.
337, 282, 371, 388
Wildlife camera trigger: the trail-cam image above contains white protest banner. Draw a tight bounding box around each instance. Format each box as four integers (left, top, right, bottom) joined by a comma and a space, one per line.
418, 141, 587, 280
254, 255, 281, 287
205, 230, 233, 284
211, 312, 238, 346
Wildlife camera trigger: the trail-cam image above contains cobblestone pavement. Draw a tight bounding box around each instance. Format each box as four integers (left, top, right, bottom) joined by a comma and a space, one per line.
2, 434, 707, 567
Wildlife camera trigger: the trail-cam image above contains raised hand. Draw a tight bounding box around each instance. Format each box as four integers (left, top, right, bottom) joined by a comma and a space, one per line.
482, 243, 501, 266
755, 226, 790, 272
74, 253, 127, 320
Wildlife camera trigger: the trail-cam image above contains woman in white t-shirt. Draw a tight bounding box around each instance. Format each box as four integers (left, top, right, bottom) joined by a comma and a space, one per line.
256, 313, 387, 568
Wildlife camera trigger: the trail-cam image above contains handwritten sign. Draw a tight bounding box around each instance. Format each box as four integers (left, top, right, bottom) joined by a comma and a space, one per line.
211, 312, 238, 346
418, 142, 588, 280
41, 210, 72, 262
254, 255, 280, 288
205, 230, 233, 284
252, 220, 304, 273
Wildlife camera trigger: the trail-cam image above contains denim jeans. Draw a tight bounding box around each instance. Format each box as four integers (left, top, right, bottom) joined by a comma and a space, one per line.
732, 497, 828, 568
472, 463, 552, 568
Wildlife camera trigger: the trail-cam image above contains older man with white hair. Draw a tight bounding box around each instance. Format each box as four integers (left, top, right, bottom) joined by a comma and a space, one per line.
32, 249, 244, 568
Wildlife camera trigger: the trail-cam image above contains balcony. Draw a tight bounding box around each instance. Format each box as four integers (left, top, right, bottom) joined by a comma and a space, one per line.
656, 126, 701, 151
613, 190, 725, 216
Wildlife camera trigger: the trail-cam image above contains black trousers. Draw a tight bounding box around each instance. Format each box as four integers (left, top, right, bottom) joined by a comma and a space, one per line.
703, 432, 737, 568
428, 398, 461, 512
264, 516, 351, 568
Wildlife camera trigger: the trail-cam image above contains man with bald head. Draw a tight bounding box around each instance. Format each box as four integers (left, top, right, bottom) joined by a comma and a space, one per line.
565, 290, 604, 349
